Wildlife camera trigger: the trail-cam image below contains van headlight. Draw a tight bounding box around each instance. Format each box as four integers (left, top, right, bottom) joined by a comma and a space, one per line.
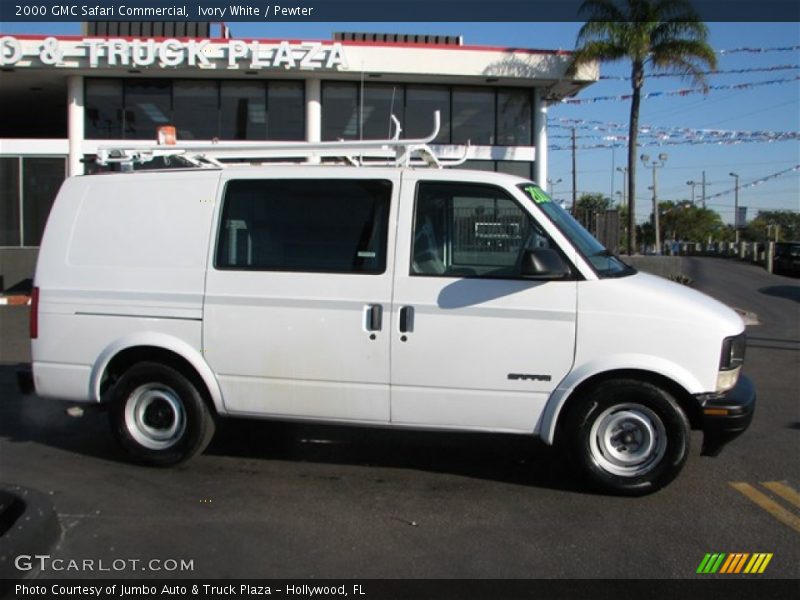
716, 333, 746, 392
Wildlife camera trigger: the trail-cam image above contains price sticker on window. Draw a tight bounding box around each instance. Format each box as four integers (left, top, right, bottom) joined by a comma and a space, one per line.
524, 186, 551, 204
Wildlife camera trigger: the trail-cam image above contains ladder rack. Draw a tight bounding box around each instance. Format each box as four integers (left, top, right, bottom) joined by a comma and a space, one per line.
96, 112, 469, 169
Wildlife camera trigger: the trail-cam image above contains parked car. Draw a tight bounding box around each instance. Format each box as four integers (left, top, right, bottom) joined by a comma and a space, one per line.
18, 132, 755, 496
773, 241, 800, 276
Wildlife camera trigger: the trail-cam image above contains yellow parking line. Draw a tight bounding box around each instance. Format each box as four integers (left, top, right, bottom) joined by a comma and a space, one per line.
762, 481, 800, 509
729, 482, 800, 534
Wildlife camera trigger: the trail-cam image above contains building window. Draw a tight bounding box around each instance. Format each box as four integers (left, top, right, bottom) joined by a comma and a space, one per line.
216, 179, 392, 274
85, 79, 124, 139
267, 82, 305, 141
462, 161, 534, 179
496, 160, 533, 179
220, 82, 266, 140
452, 87, 495, 145
0, 158, 20, 247
85, 79, 305, 141
497, 89, 532, 146
0, 157, 66, 247
361, 83, 405, 140
123, 80, 172, 139
321, 82, 359, 140
405, 85, 450, 143
173, 80, 219, 140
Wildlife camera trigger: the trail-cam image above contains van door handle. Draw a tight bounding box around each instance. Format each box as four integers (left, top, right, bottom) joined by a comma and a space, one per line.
399, 306, 414, 333
365, 304, 383, 332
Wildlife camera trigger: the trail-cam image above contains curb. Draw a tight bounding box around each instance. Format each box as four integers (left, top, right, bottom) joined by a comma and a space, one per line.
0, 484, 61, 583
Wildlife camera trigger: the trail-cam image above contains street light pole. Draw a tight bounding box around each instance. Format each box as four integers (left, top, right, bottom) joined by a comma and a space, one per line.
616, 166, 628, 210
641, 153, 668, 255
686, 180, 697, 204
730, 172, 740, 244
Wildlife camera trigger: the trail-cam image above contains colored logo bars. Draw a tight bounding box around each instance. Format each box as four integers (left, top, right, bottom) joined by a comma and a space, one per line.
697, 553, 773, 574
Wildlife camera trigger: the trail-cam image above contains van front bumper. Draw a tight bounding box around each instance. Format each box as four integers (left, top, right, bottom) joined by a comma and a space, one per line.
697, 375, 756, 457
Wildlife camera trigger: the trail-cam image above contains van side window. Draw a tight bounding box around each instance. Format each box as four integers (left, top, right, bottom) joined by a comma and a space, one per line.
412, 182, 552, 278
216, 179, 392, 274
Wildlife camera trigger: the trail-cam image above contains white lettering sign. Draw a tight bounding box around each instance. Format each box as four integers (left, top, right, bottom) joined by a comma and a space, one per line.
0, 36, 22, 66
0, 36, 348, 71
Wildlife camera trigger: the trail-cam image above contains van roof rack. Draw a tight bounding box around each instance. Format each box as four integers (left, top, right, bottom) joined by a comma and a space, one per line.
96, 112, 469, 170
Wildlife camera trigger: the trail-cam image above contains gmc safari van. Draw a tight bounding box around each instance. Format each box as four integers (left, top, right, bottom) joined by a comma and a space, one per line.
20, 126, 755, 495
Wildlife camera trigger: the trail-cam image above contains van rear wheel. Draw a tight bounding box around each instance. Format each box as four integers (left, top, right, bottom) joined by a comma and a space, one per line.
109, 362, 215, 466
566, 379, 690, 496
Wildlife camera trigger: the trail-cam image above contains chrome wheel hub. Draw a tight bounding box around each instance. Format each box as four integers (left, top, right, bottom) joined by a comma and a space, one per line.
589, 403, 667, 477
124, 383, 186, 450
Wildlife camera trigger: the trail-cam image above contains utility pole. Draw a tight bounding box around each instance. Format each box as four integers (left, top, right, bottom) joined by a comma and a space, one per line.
547, 177, 562, 199
641, 153, 668, 255
730, 172, 740, 244
571, 127, 577, 215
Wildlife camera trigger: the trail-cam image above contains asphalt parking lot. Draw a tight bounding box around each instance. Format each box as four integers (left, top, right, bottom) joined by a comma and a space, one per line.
0, 257, 798, 582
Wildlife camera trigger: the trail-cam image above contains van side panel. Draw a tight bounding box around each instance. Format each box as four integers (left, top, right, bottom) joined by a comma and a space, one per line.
32, 171, 221, 402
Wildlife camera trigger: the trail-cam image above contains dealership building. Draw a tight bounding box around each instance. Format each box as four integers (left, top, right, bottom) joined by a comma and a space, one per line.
0, 23, 597, 288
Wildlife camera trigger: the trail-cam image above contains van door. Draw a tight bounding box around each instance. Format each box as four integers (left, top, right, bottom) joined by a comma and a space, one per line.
390, 174, 577, 432
203, 173, 398, 422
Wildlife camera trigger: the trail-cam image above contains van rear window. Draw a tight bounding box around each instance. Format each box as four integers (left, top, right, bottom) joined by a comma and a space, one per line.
216, 179, 392, 274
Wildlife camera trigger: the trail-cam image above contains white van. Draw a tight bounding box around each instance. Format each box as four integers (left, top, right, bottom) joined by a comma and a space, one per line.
20, 129, 755, 495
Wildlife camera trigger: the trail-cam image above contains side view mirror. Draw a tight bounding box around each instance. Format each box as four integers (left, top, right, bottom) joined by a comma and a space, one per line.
520, 248, 570, 280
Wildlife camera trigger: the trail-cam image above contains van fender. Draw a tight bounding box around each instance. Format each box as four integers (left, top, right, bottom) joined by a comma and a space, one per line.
89, 332, 227, 415
537, 354, 705, 446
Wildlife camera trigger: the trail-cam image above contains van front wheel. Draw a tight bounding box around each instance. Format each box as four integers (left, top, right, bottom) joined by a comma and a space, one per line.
109, 362, 215, 466
567, 380, 690, 495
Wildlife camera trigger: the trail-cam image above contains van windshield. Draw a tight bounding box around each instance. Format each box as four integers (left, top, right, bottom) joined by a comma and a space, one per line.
518, 183, 634, 278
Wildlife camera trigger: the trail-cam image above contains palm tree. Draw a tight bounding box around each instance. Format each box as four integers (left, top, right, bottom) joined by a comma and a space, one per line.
567, 0, 716, 255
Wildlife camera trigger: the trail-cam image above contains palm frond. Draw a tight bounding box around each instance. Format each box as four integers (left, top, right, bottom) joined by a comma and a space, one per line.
650, 39, 718, 86
567, 40, 628, 75
651, 20, 710, 47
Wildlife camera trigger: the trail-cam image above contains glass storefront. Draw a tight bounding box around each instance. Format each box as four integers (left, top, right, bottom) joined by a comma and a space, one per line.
85, 78, 306, 141
85, 78, 534, 151
321, 82, 533, 148
0, 157, 66, 247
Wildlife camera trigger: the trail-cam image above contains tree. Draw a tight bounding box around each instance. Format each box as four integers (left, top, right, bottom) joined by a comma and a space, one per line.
658, 200, 726, 242
575, 192, 614, 215
743, 210, 800, 242
567, 0, 717, 255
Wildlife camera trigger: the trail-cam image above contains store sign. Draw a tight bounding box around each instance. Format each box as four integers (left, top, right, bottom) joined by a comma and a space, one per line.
0, 36, 349, 70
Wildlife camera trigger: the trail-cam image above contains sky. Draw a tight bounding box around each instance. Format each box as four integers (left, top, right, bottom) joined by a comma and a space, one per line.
2, 20, 799, 225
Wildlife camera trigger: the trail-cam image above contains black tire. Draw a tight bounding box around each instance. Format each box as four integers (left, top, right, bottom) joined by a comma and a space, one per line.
109, 362, 215, 466
564, 379, 690, 496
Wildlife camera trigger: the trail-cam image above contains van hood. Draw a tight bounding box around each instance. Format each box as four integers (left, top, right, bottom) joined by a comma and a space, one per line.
589, 271, 745, 336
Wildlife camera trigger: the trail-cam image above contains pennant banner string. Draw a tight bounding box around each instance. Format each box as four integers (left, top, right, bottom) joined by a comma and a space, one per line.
561, 76, 800, 104
717, 45, 800, 54
599, 64, 799, 80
